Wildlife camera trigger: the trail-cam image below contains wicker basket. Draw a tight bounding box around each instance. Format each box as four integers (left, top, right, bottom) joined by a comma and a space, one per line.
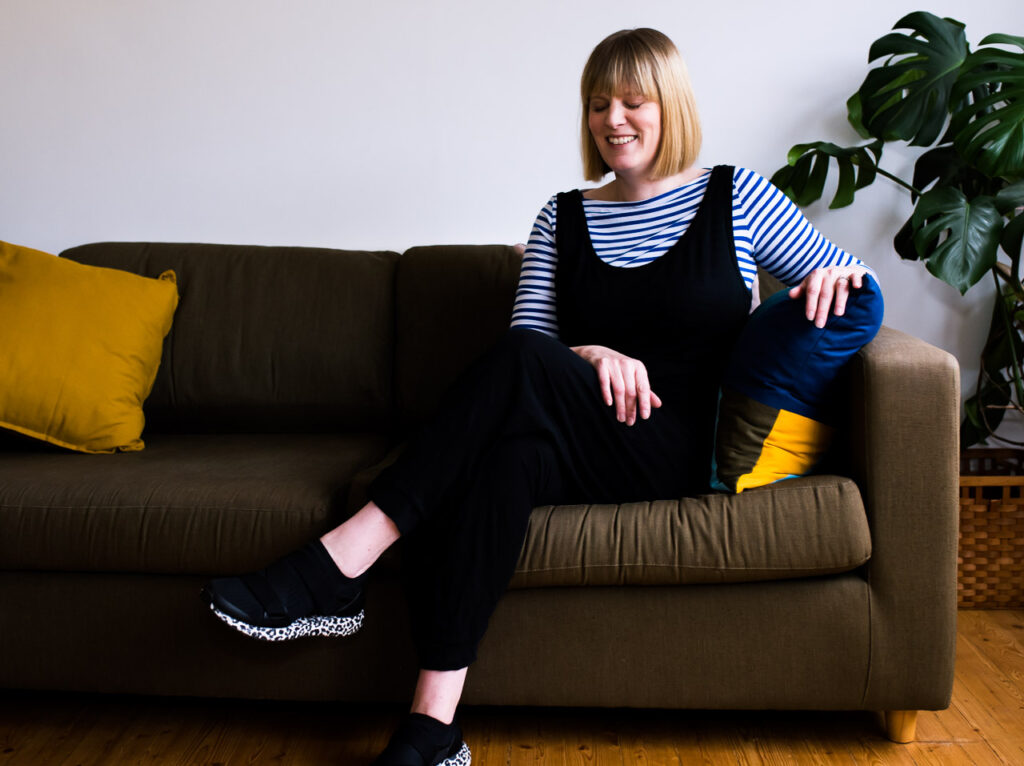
958, 449, 1024, 608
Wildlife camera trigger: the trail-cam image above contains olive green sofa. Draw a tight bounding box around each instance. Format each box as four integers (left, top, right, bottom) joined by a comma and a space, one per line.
0, 242, 959, 743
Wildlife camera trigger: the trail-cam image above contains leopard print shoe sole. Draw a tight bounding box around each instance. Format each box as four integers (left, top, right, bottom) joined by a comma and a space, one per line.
208, 602, 364, 641
442, 742, 472, 765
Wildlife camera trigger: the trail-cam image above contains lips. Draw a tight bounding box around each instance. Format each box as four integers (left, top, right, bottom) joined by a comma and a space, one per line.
607, 135, 637, 145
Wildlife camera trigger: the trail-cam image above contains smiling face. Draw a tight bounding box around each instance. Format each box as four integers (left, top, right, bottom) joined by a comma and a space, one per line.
587, 91, 662, 180
579, 29, 702, 184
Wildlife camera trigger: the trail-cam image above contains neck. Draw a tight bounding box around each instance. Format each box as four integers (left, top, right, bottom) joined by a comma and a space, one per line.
609, 166, 703, 202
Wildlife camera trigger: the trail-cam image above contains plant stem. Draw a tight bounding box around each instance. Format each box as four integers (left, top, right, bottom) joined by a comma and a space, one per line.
982, 430, 1024, 447
874, 166, 921, 196
993, 267, 1024, 413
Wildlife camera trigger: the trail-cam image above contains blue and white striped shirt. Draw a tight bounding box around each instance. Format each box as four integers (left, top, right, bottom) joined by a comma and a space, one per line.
510, 166, 866, 337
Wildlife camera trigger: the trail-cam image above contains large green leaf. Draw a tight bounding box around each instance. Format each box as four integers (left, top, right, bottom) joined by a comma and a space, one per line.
846, 92, 872, 139
858, 12, 968, 146
995, 179, 1024, 213
983, 287, 1024, 378
911, 187, 1002, 292
912, 144, 992, 201
950, 34, 1024, 178
893, 216, 919, 260
769, 141, 881, 209
1003, 212, 1024, 260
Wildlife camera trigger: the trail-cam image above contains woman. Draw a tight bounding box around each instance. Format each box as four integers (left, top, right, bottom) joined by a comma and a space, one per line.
203, 28, 869, 766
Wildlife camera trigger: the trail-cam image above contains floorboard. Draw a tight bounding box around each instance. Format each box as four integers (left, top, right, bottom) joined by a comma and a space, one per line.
1, 610, 1022, 765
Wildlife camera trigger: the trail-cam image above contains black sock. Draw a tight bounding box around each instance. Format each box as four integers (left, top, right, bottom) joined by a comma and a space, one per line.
383, 712, 460, 763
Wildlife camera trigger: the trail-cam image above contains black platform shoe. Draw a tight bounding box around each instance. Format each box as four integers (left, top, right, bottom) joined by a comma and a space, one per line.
371, 713, 471, 765
201, 540, 366, 641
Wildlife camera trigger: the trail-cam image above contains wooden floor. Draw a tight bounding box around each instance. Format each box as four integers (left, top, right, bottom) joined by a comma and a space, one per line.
1, 609, 1022, 765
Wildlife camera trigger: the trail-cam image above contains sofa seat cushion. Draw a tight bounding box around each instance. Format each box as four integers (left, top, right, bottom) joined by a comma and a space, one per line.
510, 476, 870, 588
0, 433, 389, 575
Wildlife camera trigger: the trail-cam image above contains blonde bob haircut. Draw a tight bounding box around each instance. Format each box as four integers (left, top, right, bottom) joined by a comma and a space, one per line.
580, 28, 702, 182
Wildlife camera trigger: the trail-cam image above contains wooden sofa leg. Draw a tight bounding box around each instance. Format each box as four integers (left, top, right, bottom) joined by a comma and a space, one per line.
884, 710, 918, 743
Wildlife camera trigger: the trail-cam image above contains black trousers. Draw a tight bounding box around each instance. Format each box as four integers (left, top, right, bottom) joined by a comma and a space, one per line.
368, 328, 708, 670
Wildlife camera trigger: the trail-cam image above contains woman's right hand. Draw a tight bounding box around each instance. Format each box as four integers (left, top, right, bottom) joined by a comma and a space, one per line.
571, 344, 662, 426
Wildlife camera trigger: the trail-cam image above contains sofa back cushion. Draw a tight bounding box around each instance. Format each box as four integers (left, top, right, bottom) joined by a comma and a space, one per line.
394, 245, 521, 425
61, 243, 400, 432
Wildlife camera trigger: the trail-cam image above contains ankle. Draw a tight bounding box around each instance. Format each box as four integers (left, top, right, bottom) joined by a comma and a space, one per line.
409, 703, 455, 726
320, 503, 400, 579
318, 534, 367, 579
410, 667, 467, 726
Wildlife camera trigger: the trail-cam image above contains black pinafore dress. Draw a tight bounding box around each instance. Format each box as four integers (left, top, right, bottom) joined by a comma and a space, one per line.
552, 164, 751, 497
372, 163, 752, 529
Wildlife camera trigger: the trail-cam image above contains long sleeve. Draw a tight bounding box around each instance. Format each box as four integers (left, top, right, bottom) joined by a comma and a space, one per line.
510, 196, 561, 338
732, 166, 867, 287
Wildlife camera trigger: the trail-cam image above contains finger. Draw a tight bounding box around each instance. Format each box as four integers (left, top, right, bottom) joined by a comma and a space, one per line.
609, 366, 627, 422
788, 283, 803, 299
636, 366, 653, 420
650, 390, 663, 409
814, 277, 835, 328
850, 270, 864, 289
597, 360, 614, 407
803, 272, 823, 321
623, 364, 639, 425
832, 276, 850, 317
635, 382, 651, 422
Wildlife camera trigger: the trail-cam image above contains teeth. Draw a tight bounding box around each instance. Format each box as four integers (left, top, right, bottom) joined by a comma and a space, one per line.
608, 136, 637, 145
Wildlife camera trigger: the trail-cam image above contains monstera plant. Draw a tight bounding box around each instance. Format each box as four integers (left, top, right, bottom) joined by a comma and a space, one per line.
771, 11, 1024, 447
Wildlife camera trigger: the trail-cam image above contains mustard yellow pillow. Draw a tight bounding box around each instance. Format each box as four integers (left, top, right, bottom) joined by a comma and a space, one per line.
0, 241, 178, 453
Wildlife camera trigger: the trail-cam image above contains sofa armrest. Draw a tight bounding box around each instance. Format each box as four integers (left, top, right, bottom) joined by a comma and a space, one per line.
849, 326, 960, 710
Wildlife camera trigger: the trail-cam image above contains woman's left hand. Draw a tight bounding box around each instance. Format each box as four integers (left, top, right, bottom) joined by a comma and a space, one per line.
788, 266, 869, 329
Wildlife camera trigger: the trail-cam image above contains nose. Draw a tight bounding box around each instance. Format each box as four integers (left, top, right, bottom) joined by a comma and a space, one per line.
605, 100, 626, 126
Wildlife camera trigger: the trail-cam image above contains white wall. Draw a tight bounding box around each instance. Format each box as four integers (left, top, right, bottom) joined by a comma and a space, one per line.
2, 0, 1020, 426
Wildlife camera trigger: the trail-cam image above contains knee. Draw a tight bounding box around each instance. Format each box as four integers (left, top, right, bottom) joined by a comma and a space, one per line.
503, 326, 550, 350
496, 327, 563, 366
482, 435, 560, 491
488, 433, 553, 463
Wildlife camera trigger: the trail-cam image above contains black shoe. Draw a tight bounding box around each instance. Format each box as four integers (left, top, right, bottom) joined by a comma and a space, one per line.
200, 540, 366, 641
371, 713, 471, 765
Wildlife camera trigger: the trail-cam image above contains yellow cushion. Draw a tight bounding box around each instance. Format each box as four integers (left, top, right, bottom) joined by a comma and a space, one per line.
734, 409, 835, 493
0, 241, 178, 453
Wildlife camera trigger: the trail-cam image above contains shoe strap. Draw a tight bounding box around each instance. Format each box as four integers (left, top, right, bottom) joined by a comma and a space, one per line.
288, 542, 359, 615
239, 572, 288, 621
